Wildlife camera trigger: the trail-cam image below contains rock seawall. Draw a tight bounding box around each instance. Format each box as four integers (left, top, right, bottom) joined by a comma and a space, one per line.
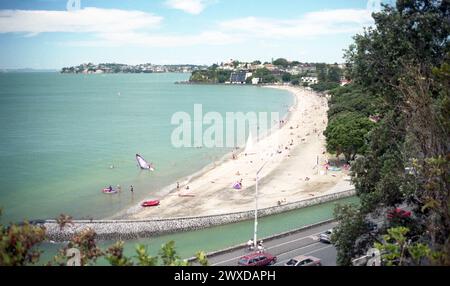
43, 189, 355, 242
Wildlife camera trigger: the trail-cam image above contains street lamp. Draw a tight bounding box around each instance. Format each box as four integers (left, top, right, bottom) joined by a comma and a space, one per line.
253, 159, 270, 249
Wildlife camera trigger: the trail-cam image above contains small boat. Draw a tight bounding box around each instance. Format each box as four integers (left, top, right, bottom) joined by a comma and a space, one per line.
136, 154, 155, 171
141, 200, 160, 207
102, 188, 118, 194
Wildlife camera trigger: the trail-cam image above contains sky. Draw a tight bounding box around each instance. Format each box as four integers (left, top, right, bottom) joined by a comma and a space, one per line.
0, 0, 390, 69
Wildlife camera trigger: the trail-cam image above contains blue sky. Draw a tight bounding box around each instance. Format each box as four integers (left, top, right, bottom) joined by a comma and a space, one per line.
0, 0, 389, 69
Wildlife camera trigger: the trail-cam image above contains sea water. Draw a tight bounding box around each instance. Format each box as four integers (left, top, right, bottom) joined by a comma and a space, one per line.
0, 73, 293, 223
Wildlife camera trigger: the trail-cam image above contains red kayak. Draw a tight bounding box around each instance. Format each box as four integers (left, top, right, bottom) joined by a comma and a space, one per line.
141, 200, 160, 207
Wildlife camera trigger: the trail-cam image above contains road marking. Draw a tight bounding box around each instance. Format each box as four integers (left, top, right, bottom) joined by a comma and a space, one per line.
275, 245, 334, 266
211, 227, 333, 266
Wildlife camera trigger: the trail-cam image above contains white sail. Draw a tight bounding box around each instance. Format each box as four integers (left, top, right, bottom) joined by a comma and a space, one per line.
136, 154, 153, 170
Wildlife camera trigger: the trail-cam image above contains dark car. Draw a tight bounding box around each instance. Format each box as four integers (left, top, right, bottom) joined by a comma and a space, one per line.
238, 252, 277, 266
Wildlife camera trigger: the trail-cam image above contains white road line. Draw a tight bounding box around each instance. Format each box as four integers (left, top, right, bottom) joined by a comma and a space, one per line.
211, 226, 333, 266
275, 245, 334, 266
270, 242, 322, 262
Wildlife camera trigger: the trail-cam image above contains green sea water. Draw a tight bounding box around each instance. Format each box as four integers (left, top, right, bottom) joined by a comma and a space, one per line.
0, 73, 293, 223
38, 196, 359, 264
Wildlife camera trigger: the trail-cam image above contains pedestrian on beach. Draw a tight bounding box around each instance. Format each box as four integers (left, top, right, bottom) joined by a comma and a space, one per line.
130, 185, 134, 193
176, 182, 180, 190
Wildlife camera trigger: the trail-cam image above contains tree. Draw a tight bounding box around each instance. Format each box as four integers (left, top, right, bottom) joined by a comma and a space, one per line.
281, 72, 292, 82
105, 241, 133, 266
254, 68, 278, 83
374, 227, 441, 266
327, 66, 342, 83
327, 84, 383, 119
159, 240, 189, 266
332, 204, 374, 266
310, 82, 340, 92
316, 63, 327, 82
324, 112, 375, 162
0, 210, 46, 266
273, 58, 289, 67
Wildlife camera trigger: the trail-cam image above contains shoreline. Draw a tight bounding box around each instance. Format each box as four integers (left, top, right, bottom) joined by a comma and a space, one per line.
119, 85, 352, 220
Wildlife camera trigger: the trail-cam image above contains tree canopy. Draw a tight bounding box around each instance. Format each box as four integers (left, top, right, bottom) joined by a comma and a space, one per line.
332, 0, 450, 265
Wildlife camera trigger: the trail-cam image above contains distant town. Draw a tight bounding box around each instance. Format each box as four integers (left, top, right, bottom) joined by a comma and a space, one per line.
60, 59, 351, 92
187, 59, 350, 91
60, 63, 208, 74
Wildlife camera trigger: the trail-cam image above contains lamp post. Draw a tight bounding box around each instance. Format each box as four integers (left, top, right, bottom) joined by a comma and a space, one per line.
254, 159, 269, 249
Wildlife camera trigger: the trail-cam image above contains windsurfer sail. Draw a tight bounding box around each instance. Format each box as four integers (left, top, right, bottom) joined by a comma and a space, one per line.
136, 154, 154, 171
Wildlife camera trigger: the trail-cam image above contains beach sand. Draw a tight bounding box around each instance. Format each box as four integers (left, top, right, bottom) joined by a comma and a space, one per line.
128, 86, 352, 219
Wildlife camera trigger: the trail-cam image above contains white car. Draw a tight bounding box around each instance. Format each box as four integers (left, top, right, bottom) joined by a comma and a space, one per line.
285, 255, 322, 266
319, 229, 333, 243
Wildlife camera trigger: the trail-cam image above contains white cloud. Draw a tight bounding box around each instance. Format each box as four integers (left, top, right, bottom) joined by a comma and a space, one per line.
219, 9, 373, 38
65, 31, 241, 48
0, 8, 163, 35
0, 7, 374, 49
165, 0, 212, 15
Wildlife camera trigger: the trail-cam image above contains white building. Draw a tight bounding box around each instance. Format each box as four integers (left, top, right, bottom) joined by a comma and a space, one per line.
252, 78, 260, 85
301, 76, 318, 85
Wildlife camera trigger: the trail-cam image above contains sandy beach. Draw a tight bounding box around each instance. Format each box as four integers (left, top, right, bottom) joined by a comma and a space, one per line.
127, 86, 352, 219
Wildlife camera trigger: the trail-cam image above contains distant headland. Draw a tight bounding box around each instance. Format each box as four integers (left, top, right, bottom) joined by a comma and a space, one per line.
60, 63, 208, 74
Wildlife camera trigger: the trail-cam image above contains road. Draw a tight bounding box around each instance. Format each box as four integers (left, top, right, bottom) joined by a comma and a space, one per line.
207, 221, 338, 266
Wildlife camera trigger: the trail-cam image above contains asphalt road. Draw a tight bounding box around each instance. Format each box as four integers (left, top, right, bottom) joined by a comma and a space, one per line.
207, 221, 338, 266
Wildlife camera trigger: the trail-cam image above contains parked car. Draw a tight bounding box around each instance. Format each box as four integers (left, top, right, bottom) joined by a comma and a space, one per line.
387, 208, 411, 220
319, 229, 333, 243
285, 255, 322, 266
238, 252, 277, 266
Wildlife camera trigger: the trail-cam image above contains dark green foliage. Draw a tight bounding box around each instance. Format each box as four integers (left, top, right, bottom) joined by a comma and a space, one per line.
254, 68, 279, 83
281, 72, 292, 82
332, 204, 375, 266
0, 218, 46, 266
273, 58, 289, 67
310, 82, 340, 92
327, 84, 384, 119
190, 69, 232, 83
324, 112, 375, 162
332, 0, 450, 265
